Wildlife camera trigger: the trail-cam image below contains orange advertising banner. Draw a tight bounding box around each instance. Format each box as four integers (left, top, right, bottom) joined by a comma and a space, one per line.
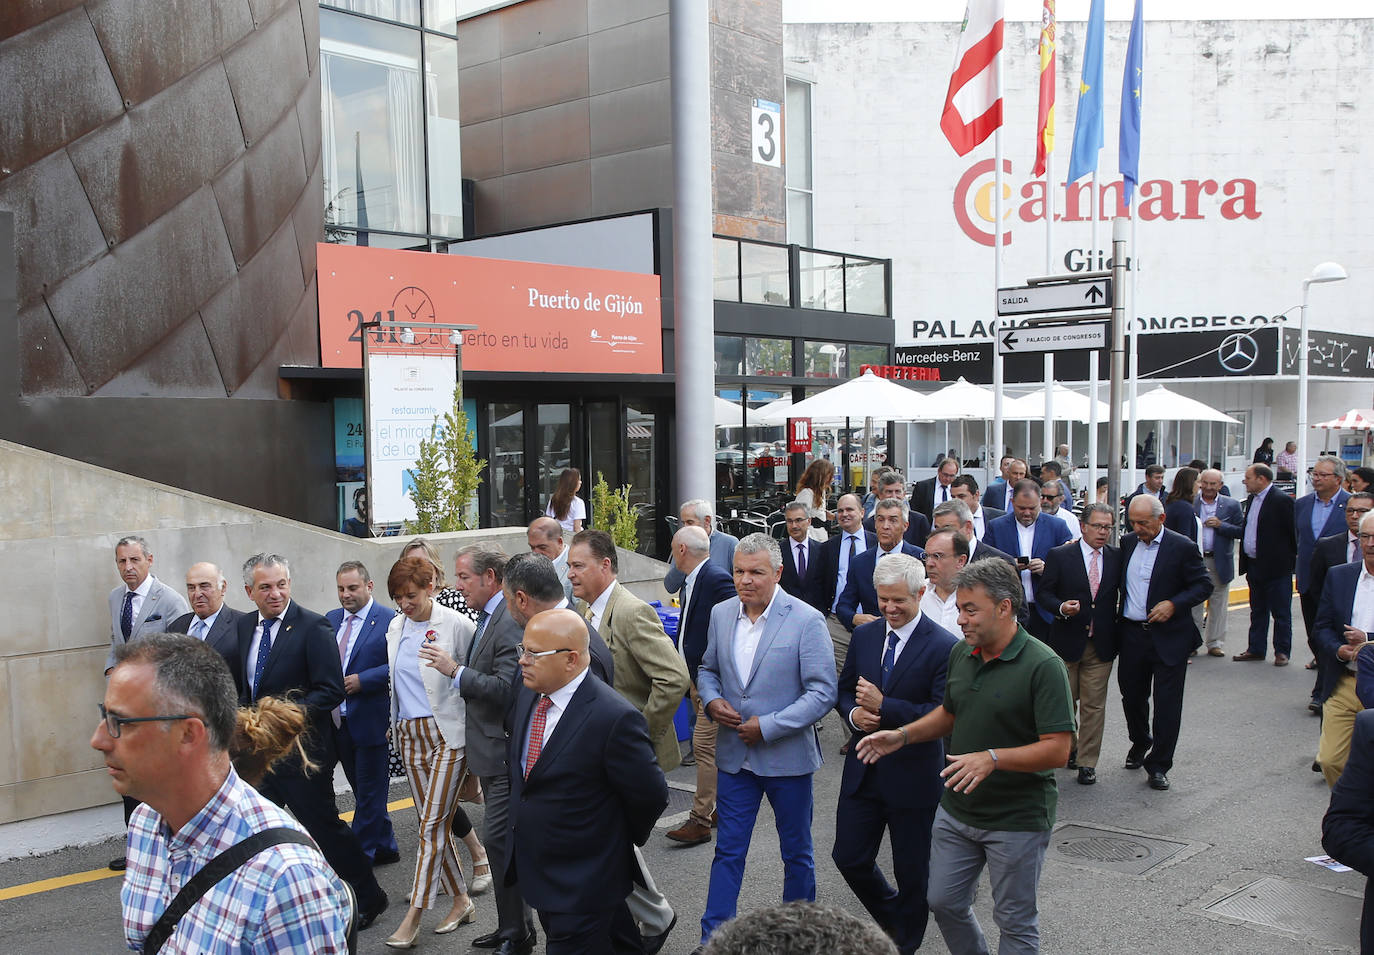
317, 244, 663, 373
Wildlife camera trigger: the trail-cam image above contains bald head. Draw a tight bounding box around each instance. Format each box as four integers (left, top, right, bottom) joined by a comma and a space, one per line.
672, 525, 711, 574
519, 608, 589, 694
527, 516, 566, 559
185, 561, 228, 619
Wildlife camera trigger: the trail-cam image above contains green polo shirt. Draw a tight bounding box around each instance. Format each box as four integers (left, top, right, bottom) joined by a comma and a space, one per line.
940, 626, 1075, 832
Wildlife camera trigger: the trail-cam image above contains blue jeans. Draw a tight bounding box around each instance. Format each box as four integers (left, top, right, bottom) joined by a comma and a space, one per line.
1247, 575, 1293, 657
700, 768, 815, 942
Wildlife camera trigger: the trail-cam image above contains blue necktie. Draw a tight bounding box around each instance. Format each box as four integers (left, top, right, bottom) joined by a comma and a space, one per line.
881, 631, 899, 690
120, 591, 134, 639
252, 619, 276, 697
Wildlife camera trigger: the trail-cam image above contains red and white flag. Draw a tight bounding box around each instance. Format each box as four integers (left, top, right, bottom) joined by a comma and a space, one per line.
940, 0, 1006, 156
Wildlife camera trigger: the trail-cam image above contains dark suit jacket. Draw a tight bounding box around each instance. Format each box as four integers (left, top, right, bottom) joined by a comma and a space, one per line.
976, 506, 1006, 536
987, 512, 1073, 624
456, 597, 522, 777
835, 542, 924, 632
1036, 541, 1122, 663
1314, 561, 1363, 705
982, 480, 1012, 513
169, 606, 245, 668
780, 536, 830, 614
1163, 499, 1198, 542
506, 675, 668, 913
1322, 708, 1374, 954
818, 529, 877, 613
326, 601, 395, 747
235, 601, 345, 760
864, 511, 931, 550
1117, 528, 1210, 667
678, 560, 737, 684
1311, 532, 1359, 624
1238, 485, 1297, 583
1193, 493, 1245, 584
910, 477, 957, 524
968, 537, 1016, 567
837, 616, 958, 809
1297, 489, 1350, 593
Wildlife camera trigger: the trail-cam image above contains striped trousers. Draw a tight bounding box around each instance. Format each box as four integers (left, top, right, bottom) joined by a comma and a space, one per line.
395, 716, 468, 908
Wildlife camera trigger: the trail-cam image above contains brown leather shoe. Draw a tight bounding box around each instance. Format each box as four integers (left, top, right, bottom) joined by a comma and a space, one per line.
1207, 647, 1225, 657
1232, 651, 1265, 662
1274, 654, 1290, 666
665, 821, 712, 846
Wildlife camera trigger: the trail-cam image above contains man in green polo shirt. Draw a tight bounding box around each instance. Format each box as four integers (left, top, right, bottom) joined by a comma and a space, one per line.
856, 558, 1074, 955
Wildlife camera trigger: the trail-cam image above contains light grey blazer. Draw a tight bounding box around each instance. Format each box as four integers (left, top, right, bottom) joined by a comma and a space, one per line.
106, 577, 190, 671
386, 601, 475, 750
696, 589, 838, 777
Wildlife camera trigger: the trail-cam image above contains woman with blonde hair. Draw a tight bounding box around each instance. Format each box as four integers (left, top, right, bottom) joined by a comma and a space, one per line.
230, 696, 315, 788
382, 557, 481, 947
545, 467, 585, 534
794, 458, 835, 541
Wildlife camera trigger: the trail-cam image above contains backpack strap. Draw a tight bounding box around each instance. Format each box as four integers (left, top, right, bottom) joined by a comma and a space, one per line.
142, 827, 316, 955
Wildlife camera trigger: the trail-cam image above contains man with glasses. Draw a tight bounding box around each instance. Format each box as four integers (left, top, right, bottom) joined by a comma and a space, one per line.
919, 529, 968, 634
94, 633, 351, 951
1193, 469, 1246, 658
1038, 480, 1080, 539
911, 456, 960, 525
839, 499, 924, 634
1299, 456, 1352, 663
506, 609, 668, 954
1309, 492, 1374, 711
1037, 504, 1123, 785
1314, 512, 1374, 786
933, 499, 1015, 567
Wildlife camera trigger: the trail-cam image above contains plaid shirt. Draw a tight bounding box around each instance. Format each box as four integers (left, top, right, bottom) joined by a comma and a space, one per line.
122, 767, 351, 953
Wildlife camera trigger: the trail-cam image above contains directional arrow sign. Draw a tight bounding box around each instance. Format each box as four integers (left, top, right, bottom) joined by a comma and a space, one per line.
996, 278, 1113, 317
998, 321, 1109, 355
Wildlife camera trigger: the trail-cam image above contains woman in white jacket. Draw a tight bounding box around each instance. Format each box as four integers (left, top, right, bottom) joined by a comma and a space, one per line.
382, 556, 481, 947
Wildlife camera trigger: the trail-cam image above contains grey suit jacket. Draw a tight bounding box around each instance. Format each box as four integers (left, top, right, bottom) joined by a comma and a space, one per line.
107, 577, 190, 671
169, 606, 245, 666
456, 596, 523, 778
663, 530, 739, 592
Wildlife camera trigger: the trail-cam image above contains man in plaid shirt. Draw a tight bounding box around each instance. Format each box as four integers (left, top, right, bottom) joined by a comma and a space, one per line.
93, 633, 351, 952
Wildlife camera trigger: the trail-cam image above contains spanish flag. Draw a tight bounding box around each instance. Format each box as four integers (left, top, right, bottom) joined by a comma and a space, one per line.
1032, 0, 1055, 177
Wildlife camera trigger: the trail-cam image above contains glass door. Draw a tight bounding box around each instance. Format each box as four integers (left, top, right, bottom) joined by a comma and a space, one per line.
488, 403, 524, 527
533, 403, 573, 523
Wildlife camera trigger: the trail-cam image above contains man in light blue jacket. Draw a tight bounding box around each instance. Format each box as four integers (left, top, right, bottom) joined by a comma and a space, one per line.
696, 534, 838, 948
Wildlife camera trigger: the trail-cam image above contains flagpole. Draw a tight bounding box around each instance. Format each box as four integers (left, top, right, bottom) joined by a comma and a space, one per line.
992, 59, 1004, 474
1043, 147, 1055, 468
1128, 200, 1140, 486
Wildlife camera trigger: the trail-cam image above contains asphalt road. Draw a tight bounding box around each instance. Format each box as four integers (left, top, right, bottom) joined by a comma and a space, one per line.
0, 603, 1361, 953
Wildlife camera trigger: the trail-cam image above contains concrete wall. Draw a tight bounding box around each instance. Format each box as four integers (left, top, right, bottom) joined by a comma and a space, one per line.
0, 438, 669, 824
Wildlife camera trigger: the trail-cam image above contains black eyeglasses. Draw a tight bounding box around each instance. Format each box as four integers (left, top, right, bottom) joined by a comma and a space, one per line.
98, 703, 193, 739
516, 645, 574, 660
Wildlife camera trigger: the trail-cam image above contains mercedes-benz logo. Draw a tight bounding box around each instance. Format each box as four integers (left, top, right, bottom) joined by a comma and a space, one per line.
1217, 332, 1259, 373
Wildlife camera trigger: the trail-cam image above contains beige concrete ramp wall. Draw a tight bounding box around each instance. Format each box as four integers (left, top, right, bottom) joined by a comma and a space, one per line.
0, 439, 670, 824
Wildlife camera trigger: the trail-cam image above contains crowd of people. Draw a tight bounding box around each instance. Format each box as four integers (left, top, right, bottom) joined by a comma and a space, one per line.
94, 445, 1374, 952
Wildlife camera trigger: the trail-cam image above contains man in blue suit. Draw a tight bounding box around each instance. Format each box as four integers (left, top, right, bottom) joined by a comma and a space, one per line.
818, 494, 876, 673
1298, 456, 1351, 660
327, 560, 399, 865
1313, 513, 1374, 787
864, 471, 931, 548
1322, 707, 1374, 953
1309, 492, 1373, 708
697, 534, 839, 947
837, 499, 924, 633
1116, 497, 1211, 791
780, 502, 830, 613
664, 499, 739, 593
986, 479, 1073, 641
981, 457, 1026, 513
1193, 469, 1246, 656
832, 554, 957, 955
665, 525, 738, 848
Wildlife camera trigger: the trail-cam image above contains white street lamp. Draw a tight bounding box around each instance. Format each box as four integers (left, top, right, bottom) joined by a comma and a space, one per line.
1297, 261, 1348, 493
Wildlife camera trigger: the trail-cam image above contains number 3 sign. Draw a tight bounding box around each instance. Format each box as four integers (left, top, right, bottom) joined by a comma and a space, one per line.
751, 98, 781, 167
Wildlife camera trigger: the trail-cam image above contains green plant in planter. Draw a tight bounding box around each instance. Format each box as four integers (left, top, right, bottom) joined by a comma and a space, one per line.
405, 384, 486, 533
591, 471, 640, 551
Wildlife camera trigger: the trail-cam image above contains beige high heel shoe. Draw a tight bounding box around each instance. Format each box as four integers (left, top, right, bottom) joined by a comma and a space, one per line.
434, 898, 477, 934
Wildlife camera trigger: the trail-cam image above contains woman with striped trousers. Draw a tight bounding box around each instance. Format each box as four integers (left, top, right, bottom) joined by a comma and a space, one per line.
383, 556, 481, 947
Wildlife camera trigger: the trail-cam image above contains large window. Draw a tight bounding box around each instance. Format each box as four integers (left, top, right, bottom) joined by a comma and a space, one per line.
321, 4, 464, 247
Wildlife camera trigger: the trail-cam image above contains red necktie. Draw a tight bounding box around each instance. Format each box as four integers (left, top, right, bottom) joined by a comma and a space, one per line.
1088, 549, 1101, 638
524, 695, 553, 778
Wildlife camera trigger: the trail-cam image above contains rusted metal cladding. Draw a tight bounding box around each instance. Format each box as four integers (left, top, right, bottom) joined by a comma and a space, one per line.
0, 0, 324, 398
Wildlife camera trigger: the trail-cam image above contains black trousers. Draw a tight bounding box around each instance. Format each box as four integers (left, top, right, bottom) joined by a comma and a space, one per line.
259, 740, 386, 911
539, 902, 639, 955
1117, 622, 1188, 775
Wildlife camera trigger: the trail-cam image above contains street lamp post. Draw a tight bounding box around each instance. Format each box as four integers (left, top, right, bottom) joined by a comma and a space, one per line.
1297, 261, 1348, 493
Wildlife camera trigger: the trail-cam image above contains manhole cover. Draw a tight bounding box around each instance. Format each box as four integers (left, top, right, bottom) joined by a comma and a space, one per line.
1048, 824, 1189, 875
1203, 876, 1362, 947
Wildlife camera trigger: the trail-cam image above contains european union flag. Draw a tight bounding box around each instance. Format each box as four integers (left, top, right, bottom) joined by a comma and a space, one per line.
1119, 0, 1144, 205
1066, 0, 1104, 184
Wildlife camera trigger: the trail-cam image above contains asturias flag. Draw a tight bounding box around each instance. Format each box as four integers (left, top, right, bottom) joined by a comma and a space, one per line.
1119, 0, 1144, 205
1066, 0, 1105, 183
1033, 0, 1056, 177
940, 0, 1006, 157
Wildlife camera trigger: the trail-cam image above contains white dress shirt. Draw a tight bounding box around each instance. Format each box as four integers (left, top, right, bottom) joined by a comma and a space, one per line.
1244, 483, 1272, 558
970, 508, 986, 540
521, 668, 589, 776
246, 601, 292, 693
334, 598, 373, 717
123, 573, 155, 631
919, 588, 960, 634
1016, 520, 1037, 603
678, 561, 705, 664
1198, 496, 1219, 553
833, 531, 867, 612
733, 588, 779, 681
587, 579, 617, 631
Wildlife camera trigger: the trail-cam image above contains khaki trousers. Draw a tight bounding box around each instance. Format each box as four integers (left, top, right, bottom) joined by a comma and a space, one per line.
827, 614, 853, 675
1066, 640, 1114, 768
1319, 672, 1364, 787
688, 686, 717, 827
1200, 556, 1229, 650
